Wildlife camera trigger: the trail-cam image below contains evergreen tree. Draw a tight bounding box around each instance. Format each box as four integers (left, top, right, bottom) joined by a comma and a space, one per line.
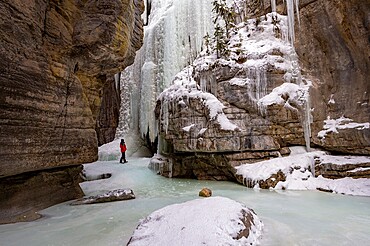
203, 33, 212, 55
212, 0, 236, 39
209, 0, 237, 59
213, 23, 229, 59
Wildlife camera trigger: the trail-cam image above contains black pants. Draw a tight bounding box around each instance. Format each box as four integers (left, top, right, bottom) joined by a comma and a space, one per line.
120, 152, 127, 163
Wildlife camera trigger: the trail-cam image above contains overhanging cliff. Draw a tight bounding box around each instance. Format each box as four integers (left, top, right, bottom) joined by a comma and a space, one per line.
0, 0, 144, 224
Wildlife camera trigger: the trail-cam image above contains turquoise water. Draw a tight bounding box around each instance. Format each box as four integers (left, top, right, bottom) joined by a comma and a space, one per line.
0, 158, 369, 245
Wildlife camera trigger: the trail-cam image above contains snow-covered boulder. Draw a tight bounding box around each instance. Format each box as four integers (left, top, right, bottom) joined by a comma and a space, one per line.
127, 196, 263, 246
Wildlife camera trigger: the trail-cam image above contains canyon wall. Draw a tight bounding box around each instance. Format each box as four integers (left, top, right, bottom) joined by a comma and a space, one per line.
0, 0, 144, 223
296, 0, 370, 154
154, 0, 369, 180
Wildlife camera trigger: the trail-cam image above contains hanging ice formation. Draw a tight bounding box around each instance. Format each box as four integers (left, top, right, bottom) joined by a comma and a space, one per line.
247, 67, 268, 116
269, 0, 300, 44
268, 0, 311, 151
121, 0, 214, 144
271, 0, 277, 13
229, 0, 311, 151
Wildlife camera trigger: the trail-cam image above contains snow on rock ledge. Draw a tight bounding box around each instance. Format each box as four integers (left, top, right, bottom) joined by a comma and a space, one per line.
127, 196, 263, 246
235, 148, 370, 196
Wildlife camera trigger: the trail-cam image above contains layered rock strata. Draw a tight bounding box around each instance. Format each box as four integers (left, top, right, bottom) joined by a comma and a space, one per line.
244, 0, 370, 154
154, 13, 310, 180
154, 0, 369, 182
0, 0, 144, 223
315, 156, 370, 179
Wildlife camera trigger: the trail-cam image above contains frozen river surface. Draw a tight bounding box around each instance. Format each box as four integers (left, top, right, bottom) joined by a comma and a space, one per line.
1, 158, 370, 245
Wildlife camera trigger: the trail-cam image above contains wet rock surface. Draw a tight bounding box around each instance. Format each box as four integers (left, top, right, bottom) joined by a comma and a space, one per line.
70, 189, 135, 205
0, 0, 144, 223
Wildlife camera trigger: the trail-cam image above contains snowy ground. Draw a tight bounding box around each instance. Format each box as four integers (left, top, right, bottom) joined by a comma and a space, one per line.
98, 134, 152, 161
235, 146, 370, 197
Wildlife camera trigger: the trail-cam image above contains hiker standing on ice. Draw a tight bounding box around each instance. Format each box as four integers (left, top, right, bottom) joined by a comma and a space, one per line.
119, 139, 128, 163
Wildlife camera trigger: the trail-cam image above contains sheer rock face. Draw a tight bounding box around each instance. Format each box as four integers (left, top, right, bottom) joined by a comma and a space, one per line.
295, 0, 370, 154
0, 165, 84, 224
0, 0, 144, 223
249, 0, 370, 154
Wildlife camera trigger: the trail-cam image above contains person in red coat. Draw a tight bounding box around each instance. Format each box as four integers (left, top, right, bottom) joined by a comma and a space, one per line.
119, 139, 128, 163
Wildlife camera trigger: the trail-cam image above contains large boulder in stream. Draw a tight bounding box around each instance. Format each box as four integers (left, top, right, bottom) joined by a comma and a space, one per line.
127, 196, 263, 246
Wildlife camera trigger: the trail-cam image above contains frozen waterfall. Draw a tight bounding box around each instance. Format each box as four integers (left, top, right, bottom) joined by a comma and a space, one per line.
119, 0, 311, 152
271, 0, 300, 44
123, 0, 214, 144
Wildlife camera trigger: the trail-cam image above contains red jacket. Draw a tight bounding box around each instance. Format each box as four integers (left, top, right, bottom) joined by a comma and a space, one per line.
120, 143, 127, 152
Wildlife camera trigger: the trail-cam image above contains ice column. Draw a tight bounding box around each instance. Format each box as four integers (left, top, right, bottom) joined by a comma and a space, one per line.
247, 66, 267, 115
116, 70, 132, 138
271, 0, 276, 13
286, 0, 300, 44
303, 89, 312, 152
124, 0, 214, 143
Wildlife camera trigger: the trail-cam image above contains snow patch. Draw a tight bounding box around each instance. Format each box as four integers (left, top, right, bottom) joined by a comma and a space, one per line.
183, 124, 195, 132
318, 116, 370, 139
235, 151, 370, 196
318, 155, 370, 165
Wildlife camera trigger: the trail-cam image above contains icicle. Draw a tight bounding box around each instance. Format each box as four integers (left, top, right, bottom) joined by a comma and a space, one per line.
303, 88, 312, 152
295, 0, 300, 26
200, 76, 207, 92
286, 0, 295, 44
161, 99, 169, 135
309, 156, 315, 177
286, 46, 311, 152
286, 0, 300, 45
168, 158, 173, 178
247, 66, 267, 116
271, 0, 276, 14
